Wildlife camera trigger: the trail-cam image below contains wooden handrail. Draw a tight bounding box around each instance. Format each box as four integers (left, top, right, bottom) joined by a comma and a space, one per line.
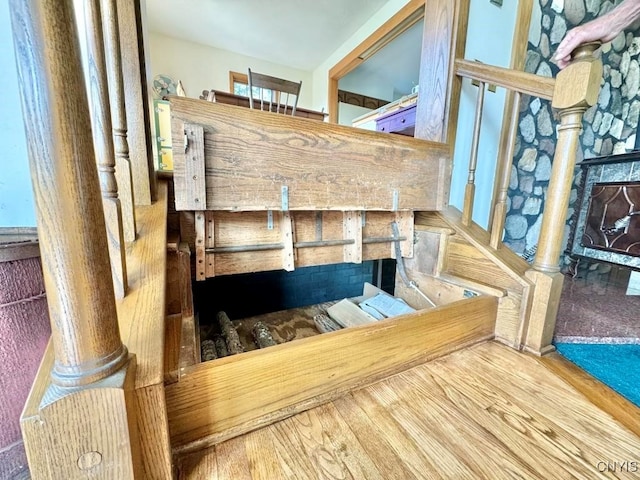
455, 59, 555, 100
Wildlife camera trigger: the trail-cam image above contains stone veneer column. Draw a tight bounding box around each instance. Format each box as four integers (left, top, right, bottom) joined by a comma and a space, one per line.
505, 0, 640, 263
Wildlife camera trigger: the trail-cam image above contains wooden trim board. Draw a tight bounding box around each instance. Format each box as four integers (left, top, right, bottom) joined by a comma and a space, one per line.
165, 295, 497, 450
327, 0, 426, 123
537, 352, 640, 439
170, 97, 450, 212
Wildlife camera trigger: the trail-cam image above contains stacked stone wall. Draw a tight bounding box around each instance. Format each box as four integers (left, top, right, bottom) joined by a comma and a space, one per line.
505, 0, 640, 264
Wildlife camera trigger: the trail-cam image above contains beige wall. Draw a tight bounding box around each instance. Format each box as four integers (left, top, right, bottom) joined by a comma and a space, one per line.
148, 32, 314, 109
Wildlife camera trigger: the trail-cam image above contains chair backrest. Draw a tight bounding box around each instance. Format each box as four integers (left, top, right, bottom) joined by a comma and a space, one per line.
247, 68, 302, 116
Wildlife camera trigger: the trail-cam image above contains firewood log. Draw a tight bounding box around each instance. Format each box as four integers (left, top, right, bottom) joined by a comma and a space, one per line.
200, 339, 217, 362
252, 321, 277, 348
217, 311, 245, 355
214, 335, 228, 358
313, 313, 342, 333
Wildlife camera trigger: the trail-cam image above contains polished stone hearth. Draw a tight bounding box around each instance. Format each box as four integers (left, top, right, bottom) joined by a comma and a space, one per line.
555, 260, 640, 344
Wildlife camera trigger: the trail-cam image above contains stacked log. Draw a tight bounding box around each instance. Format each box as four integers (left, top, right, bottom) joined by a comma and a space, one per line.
217, 311, 244, 355
200, 339, 217, 362
313, 313, 342, 333
214, 335, 228, 358
252, 321, 277, 349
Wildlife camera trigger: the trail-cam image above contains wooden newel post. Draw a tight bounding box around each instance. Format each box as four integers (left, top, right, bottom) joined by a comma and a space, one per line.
532, 43, 603, 273
9, 0, 140, 477
10, 0, 128, 388
524, 42, 602, 355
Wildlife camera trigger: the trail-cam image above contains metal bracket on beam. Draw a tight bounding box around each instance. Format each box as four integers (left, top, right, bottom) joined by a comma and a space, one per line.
392, 190, 399, 211
281, 186, 289, 211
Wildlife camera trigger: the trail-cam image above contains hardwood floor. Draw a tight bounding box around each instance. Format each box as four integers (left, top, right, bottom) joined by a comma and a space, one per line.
176, 341, 640, 479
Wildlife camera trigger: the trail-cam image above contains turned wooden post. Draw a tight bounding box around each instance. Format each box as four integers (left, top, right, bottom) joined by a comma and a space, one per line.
462, 81, 486, 226
533, 43, 602, 272
101, 0, 137, 242
9, 0, 140, 477
532, 43, 602, 273
490, 91, 521, 248
10, 0, 129, 388
84, 0, 128, 298
524, 43, 602, 354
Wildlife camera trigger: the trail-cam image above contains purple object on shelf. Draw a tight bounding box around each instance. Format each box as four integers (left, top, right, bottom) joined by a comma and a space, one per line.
375, 104, 417, 136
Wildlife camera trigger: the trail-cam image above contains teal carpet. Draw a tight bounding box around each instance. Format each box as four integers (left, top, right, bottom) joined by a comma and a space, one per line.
555, 343, 640, 407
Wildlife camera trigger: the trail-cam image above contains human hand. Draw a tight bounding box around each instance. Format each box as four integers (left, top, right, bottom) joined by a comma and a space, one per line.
553, 0, 640, 69
554, 22, 612, 69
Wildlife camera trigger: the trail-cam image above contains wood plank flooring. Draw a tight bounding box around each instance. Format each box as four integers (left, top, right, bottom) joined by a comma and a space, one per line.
176, 341, 640, 479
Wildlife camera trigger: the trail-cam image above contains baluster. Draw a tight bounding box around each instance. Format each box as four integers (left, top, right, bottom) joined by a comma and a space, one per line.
524, 42, 602, 354
101, 0, 137, 242
84, 0, 128, 297
462, 81, 486, 226
9, 0, 139, 476
490, 90, 521, 248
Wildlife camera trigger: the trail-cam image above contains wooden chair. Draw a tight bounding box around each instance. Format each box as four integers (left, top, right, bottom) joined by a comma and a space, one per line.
247, 68, 302, 116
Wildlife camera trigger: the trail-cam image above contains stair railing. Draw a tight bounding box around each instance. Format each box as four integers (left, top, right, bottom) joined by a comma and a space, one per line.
82, 0, 129, 298
453, 59, 556, 241
101, 0, 137, 243
452, 47, 603, 353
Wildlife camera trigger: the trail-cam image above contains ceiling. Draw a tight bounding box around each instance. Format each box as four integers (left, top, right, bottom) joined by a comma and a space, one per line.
145, 0, 391, 71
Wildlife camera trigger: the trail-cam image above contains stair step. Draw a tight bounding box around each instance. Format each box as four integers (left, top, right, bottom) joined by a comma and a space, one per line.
438, 273, 507, 298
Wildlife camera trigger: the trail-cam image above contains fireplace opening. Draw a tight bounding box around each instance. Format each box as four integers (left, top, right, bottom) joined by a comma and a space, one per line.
582, 181, 640, 257
567, 151, 640, 271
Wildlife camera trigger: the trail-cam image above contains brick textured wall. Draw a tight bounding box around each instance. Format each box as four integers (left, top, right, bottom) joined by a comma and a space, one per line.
195, 260, 396, 323
507, 0, 640, 265
0, 254, 50, 480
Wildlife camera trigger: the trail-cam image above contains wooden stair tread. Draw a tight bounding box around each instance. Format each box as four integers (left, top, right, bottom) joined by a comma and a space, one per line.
437, 272, 507, 298
175, 341, 640, 480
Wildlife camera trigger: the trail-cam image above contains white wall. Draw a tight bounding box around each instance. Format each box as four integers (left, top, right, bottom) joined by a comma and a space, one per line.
0, 2, 36, 227
148, 32, 314, 109
311, 0, 411, 112
338, 104, 373, 126
450, 0, 519, 229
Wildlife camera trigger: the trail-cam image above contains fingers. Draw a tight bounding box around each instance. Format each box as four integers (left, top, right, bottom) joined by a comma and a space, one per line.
555, 55, 573, 69
554, 29, 584, 66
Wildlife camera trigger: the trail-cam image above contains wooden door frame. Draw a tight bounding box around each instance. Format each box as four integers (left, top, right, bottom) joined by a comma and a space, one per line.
327, 0, 426, 124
